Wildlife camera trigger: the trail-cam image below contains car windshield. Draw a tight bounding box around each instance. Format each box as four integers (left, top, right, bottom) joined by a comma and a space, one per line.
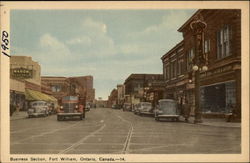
159, 101, 177, 110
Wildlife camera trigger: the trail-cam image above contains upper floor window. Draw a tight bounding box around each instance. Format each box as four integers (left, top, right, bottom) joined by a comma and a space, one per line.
217, 25, 232, 59
52, 85, 62, 92
187, 48, 194, 71
178, 59, 184, 75
204, 39, 210, 53
166, 65, 170, 80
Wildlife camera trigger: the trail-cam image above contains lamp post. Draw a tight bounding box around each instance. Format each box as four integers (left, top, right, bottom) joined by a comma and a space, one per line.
190, 14, 207, 123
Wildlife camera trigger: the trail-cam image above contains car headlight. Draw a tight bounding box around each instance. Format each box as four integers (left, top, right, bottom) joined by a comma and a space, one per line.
60, 106, 63, 109
75, 105, 78, 109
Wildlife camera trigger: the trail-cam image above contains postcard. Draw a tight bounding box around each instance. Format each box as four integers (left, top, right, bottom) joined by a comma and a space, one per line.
0, 1, 249, 163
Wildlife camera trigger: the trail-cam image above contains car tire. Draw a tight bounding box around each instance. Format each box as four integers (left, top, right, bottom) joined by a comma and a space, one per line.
155, 117, 159, 121
80, 115, 83, 120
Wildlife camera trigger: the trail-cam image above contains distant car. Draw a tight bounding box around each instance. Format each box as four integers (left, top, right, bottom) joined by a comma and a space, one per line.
154, 99, 180, 121
112, 104, 121, 109
85, 104, 91, 112
137, 102, 154, 116
27, 101, 49, 118
123, 103, 132, 112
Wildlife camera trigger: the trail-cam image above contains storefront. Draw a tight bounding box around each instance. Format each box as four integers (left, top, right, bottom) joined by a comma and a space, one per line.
201, 80, 236, 113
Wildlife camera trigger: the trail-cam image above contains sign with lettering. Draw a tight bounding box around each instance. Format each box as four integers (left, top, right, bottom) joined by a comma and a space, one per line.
200, 65, 233, 78
11, 67, 33, 79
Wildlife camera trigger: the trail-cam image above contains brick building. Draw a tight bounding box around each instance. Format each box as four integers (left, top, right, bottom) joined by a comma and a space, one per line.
124, 74, 163, 106
107, 89, 118, 107
162, 9, 241, 116
41, 75, 95, 105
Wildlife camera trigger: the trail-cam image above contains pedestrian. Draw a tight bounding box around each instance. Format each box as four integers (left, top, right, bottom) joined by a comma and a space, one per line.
182, 97, 191, 122
178, 96, 183, 115
16, 103, 20, 115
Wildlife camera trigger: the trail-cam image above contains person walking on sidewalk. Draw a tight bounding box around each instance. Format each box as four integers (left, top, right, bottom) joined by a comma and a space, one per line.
182, 97, 191, 122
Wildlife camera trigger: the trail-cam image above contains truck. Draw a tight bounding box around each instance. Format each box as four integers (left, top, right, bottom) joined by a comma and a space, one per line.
57, 96, 85, 121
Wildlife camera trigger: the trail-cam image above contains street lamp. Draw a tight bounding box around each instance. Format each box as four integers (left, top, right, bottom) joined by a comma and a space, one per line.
190, 14, 207, 123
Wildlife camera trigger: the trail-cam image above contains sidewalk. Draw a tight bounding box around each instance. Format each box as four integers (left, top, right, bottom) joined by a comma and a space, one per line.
179, 116, 241, 128
10, 111, 28, 121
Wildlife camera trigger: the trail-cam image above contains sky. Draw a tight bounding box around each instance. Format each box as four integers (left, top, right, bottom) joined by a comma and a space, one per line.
11, 9, 197, 100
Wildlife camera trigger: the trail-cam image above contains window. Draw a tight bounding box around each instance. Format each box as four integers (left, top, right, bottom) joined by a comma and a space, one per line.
217, 25, 232, 59
204, 39, 210, 53
178, 59, 184, 75
171, 60, 177, 79
163, 65, 166, 80
166, 65, 170, 80
187, 48, 194, 71
52, 85, 62, 92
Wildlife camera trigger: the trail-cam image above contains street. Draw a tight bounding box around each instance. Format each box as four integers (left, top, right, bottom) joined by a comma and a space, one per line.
10, 108, 241, 154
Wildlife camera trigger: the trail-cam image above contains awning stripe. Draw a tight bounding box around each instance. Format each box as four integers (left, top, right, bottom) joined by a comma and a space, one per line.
25, 89, 57, 102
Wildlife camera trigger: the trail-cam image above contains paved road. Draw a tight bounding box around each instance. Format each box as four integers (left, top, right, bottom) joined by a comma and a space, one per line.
10, 108, 241, 154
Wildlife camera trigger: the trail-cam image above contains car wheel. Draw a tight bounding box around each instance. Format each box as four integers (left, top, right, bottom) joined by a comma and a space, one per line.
80, 115, 83, 120
57, 115, 63, 121
155, 117, 159, 121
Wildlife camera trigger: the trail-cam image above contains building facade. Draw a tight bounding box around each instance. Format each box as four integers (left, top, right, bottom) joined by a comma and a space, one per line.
124, 74, 164, 106
162, 9, 241, 116
117, 84, 125, 106
10, 56, 42, 111
107, 89, 118, 107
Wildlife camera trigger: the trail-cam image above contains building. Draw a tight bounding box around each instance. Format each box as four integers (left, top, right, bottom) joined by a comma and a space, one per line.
162, 9, 241, 116
107, 89, 118, 107
161, 41, 188, 98
68, 76, 95, 103
10, 56, 42, 111
41, 75, 95, 105
117, 84, 125, 106
10, 56, 57, 112
41, 76, 70, 103
124, 74, 164, 106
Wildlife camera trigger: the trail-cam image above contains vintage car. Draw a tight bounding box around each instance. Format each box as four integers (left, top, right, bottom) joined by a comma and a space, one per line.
27, 101, 49, 118
85, 103, 91, 112
122, 103, 132, 112
57, 96, 85, 121
154, 99, 180, 121
137, 102, 154, 116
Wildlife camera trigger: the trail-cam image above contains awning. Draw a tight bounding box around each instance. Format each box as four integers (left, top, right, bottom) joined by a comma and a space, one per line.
25, 89, 57, 102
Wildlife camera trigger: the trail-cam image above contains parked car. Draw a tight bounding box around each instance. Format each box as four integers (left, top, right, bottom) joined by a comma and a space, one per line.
85, 103, 91, 112
137, 102, 154, 116
27, 101, 49, 118
154, 99, 180, 121
112, 104, 121, 109
123, 103, 132, 112
133, 103, 140, 114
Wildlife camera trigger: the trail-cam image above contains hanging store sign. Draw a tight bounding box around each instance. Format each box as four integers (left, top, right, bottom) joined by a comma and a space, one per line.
11, 67, 33, 79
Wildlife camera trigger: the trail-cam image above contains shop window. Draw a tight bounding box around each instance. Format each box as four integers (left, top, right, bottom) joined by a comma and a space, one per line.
217, 25, 232, 59
200, 81, 236, 113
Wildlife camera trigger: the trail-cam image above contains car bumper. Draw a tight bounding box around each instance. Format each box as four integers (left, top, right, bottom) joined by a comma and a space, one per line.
57, 113, 82, 116
156, 114, 180, 118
